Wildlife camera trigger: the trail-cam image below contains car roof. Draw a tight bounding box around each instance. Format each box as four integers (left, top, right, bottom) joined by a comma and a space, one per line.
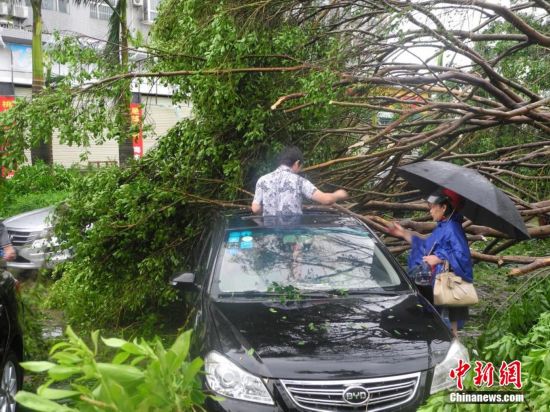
224, 209, 364, 230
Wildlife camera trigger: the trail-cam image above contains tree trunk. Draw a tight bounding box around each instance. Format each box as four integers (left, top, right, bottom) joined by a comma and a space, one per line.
30, 0, 53, 165
117, 0, 133, 166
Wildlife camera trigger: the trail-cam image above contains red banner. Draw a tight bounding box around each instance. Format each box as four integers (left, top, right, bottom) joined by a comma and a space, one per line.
130, 103, 143, 159
0, 96, 15, 178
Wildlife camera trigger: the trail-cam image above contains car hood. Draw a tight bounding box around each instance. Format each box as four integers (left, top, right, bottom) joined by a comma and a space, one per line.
3, 207, 55, 231
205, 293, 452, 380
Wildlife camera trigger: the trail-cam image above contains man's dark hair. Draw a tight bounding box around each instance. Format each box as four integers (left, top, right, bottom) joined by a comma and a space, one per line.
277, 146, 304, 167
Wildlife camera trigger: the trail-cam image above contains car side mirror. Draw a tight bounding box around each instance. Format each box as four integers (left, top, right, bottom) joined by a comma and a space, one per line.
170, 272, 198, 290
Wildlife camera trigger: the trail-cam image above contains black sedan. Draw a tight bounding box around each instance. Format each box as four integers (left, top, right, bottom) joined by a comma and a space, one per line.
173, 211, 469, 411
0, 269, 23, 412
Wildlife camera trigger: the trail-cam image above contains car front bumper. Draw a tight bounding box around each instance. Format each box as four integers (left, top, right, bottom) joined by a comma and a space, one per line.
7, 245, 70, 272
204, 371, 431, 412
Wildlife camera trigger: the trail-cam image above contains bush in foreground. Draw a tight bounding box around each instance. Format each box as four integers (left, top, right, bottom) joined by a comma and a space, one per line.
16, 327, 206, 411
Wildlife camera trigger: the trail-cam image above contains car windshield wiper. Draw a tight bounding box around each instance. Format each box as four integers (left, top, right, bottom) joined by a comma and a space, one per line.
217, 291, 281, 298
344, 287, 403, 295
217, 290, 332, 299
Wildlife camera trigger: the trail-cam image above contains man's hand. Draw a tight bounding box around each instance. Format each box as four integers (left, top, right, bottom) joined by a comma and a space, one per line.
312, 189, 349, 205
334, 189, 348, 201
3, 244, 16, 261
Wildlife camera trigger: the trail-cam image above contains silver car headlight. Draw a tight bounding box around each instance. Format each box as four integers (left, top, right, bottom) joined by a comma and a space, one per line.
430, 339, 470, 394
30, 229, 58, 249
205, 351, 274, 405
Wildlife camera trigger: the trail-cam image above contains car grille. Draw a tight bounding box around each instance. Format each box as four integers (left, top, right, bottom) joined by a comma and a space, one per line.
280, 372, 420, 412
7, 230, 38, 246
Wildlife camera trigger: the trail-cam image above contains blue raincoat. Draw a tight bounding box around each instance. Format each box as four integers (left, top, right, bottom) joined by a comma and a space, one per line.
408, 213, 473, 283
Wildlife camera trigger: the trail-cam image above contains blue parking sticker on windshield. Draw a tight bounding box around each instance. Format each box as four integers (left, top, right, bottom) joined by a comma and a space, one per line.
240, 241, 253, 249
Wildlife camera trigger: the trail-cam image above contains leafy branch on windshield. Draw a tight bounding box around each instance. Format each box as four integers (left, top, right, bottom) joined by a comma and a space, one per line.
267, 282, 303, 304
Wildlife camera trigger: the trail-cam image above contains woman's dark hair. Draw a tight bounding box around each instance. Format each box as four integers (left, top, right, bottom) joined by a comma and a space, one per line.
277, 146, 304, 167
427, 190, 455, 217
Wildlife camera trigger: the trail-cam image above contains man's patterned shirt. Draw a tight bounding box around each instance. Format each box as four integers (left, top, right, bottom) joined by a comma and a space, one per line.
253, 166, 317, 216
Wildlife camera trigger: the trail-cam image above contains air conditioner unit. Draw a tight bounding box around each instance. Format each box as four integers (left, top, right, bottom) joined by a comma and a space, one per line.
132, 0, 143, 7
0, 3, 9, 16
11, 5, 29, 19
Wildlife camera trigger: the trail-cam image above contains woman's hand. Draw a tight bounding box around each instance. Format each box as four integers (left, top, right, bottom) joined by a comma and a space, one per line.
386, 222, 413, 243
386, 222, 405, 238
423, 255, 443, 267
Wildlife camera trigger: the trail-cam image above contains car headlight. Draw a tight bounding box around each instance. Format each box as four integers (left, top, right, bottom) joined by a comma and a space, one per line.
31, 238, 48, 249
205, 351, 274, 405
31, 235, 59, 250
430, 339, 470, 394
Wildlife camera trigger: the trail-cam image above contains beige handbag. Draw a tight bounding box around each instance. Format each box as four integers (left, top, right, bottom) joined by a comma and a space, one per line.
433, 263, 478, 306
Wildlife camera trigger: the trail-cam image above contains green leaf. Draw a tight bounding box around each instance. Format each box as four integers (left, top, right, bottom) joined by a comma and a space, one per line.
50, 352, 82, 365
20, 361, 56, 372
170, 329, 192, 359
47, 365, 82, 380
99, 379, 133, 410
130, 355, 146, 366
49, 342, 71, 355
37, 386, 80, 400
96, 363, 145, 385
15, 391, 76, 412
112, 351, 131, 365
121, 341, 147, 356
91, 330, 100, 354
102, 337, 128, 348
183, 357, 204, 383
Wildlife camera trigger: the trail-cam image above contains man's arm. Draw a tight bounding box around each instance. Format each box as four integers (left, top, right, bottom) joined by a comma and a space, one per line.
251, 178, 264, 214
311, 189, 348, 205
251, 201, 262, 214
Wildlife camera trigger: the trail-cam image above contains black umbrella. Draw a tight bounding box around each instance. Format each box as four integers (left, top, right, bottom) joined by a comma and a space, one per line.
397, 160, 530, 240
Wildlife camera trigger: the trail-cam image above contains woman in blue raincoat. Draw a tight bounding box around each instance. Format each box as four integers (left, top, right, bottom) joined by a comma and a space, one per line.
388, 188, 473, 337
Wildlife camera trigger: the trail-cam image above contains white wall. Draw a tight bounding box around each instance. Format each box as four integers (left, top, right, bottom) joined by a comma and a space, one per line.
14, 86, 192, 166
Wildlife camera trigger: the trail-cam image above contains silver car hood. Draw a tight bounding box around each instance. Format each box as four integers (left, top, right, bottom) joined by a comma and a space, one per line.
3, 207, 55, 232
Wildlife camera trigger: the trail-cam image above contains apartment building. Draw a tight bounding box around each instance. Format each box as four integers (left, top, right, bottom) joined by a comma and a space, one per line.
0, 0, 190, 167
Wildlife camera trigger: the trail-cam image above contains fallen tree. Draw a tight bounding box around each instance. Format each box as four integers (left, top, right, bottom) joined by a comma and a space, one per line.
0, 0, 547, 326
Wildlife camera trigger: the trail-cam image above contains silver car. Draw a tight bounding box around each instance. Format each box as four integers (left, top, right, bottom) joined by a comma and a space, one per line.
2, 207, 70, 272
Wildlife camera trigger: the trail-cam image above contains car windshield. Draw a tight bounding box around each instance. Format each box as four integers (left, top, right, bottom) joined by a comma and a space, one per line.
213, 226, 407, 295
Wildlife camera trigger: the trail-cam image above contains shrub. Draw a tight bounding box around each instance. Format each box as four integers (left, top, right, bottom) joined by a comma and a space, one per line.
16, 327, 207, 411
0, 162, 81, 218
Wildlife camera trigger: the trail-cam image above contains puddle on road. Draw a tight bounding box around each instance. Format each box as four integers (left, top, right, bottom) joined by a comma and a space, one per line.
42, 325, 64, 339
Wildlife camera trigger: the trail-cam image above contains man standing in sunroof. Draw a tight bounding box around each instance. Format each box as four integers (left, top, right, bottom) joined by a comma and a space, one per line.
251, 146, 348, 216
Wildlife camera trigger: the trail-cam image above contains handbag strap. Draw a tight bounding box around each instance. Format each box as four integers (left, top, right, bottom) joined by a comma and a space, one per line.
426, 241, 437, 257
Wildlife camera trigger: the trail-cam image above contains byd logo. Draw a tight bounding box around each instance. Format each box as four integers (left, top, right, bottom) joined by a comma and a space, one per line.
342, 386, 370, 405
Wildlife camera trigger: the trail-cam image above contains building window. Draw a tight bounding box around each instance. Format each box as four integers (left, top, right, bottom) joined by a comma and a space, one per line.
42, 0, 69, 13
143, 0, 159, 22
90, 1, 113, 20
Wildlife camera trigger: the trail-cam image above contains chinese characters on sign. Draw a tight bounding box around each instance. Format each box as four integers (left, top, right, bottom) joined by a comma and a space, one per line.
0, 96, 16, 179
130, 103, 143, 159
449, 360, 522, 390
